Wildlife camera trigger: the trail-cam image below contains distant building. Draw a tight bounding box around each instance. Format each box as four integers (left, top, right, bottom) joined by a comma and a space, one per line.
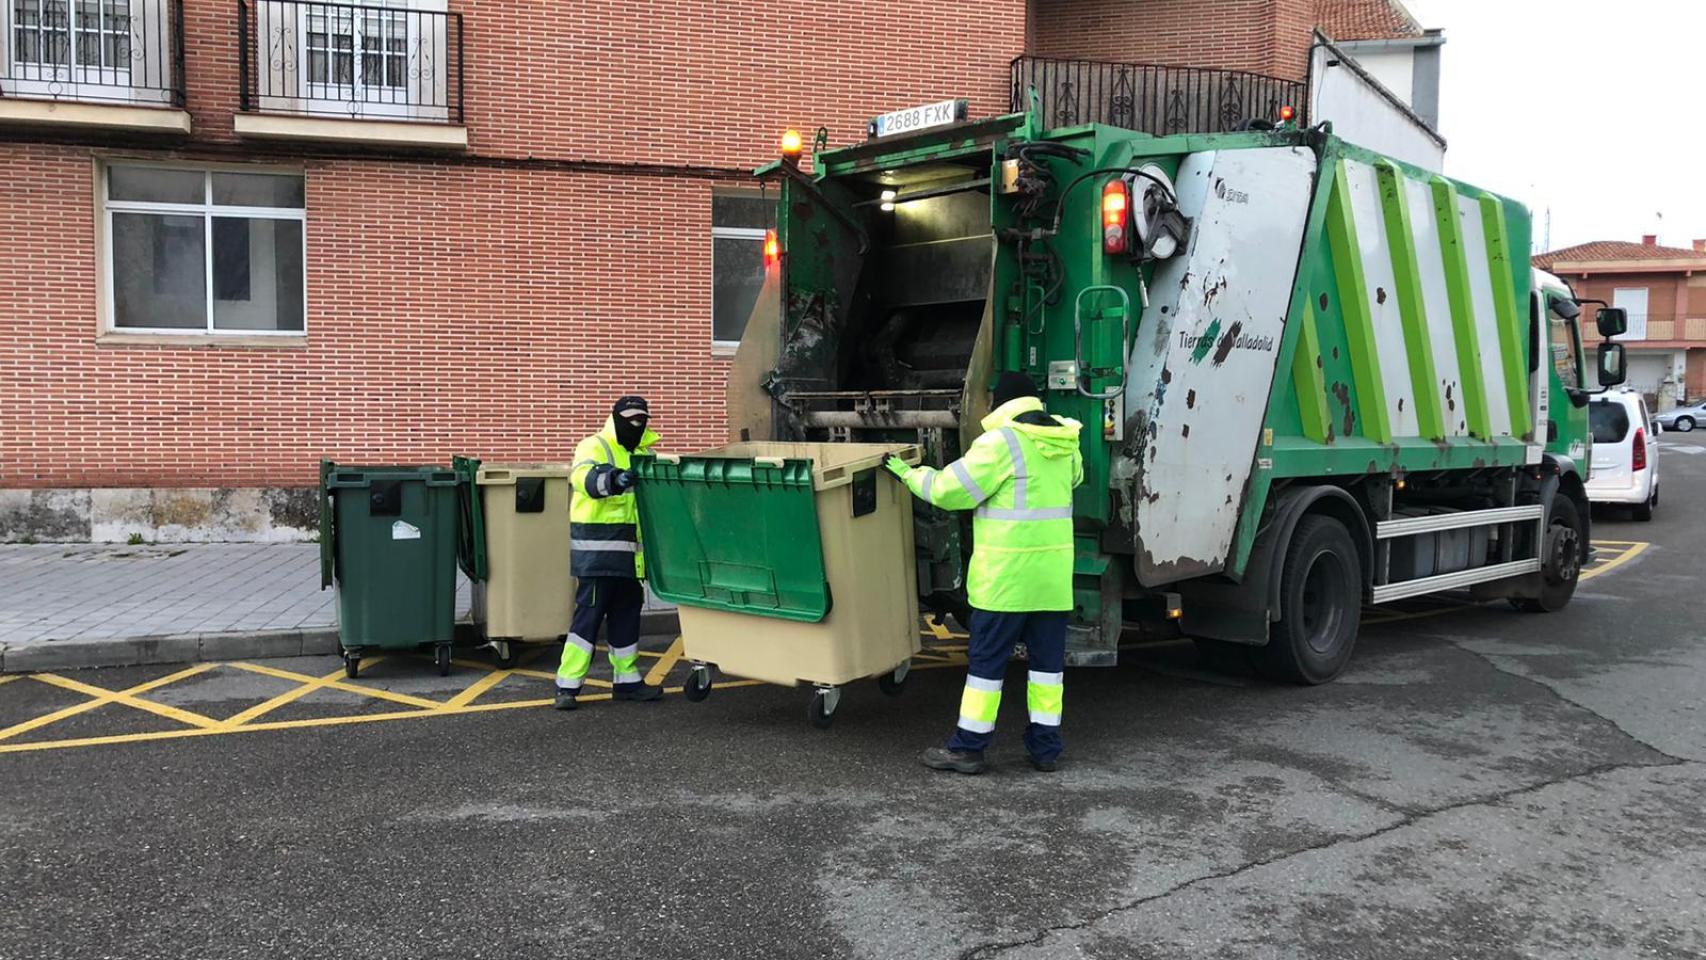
1534, 237, 1706, 407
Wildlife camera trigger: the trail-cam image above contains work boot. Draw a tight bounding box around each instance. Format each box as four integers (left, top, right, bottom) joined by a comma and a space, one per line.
553, 690, 578, 711
920, 746, 986, 775
1028, 755, 1059, 773
613, 683, 663, 702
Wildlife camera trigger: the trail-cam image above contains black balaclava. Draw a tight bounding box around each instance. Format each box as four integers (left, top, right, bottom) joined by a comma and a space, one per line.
992, 372, 1042, 409
612, 395, 650, 451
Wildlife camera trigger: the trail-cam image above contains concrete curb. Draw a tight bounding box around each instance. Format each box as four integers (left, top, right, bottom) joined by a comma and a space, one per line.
0, 609, 681, 674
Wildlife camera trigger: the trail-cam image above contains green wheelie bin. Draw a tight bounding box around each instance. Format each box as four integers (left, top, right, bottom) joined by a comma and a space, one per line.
320, 460, 460, 677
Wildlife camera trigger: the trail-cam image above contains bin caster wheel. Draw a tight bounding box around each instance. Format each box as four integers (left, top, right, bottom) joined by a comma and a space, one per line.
809, 686, 841, 729
343, 652, 360, 679
492, 640, 517, 669
684, 664, 714, 702
877, 660, 911, 697
435, 645, 453, 677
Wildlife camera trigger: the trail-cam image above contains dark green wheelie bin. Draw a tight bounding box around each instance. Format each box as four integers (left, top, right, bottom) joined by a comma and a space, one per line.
319, 461, 461, 678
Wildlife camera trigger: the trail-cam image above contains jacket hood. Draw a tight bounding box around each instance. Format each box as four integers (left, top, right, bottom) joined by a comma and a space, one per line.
599, 417, 659, 451
982, 397, 1081, 459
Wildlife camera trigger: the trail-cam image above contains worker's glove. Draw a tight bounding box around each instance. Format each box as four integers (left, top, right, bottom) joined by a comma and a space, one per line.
883, 455, 912, 479
612, 469, 638, 493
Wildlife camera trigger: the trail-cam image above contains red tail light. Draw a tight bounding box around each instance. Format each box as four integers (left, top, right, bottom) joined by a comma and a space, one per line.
763, 229, 780, 268
1102, 179, 1130, 255
1279, 105, 1296, 123
1632, 428, 1647, 470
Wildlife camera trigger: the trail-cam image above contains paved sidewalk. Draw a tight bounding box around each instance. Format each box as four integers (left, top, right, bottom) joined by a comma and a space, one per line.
0, 543, 671, 672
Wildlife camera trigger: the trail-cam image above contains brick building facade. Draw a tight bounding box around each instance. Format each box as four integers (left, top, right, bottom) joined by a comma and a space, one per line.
3, 0, 1426, 540
1534, 237, 1706, 407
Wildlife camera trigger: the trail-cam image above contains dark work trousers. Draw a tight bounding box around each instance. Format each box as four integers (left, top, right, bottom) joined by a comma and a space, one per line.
557, 577, 645, 695
946, 608, 1067, 764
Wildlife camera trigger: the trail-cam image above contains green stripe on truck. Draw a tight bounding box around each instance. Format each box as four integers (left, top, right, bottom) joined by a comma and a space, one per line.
1326, 160, 1390, 443
1477, 196, 1532, 440
1291, 303, 1332, 442
1375, 161, 1445, 440
1428, 177, 1493, 439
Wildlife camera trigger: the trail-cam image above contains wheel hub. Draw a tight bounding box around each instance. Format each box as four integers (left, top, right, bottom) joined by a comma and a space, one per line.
1545, 524, 1581, 583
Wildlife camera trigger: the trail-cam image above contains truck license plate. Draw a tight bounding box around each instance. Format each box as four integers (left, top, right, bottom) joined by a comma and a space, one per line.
870, 99, 968, 138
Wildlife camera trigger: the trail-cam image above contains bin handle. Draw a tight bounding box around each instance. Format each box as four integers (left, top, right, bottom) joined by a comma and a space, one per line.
754, 456, 786, 468
654, 454, 681, 465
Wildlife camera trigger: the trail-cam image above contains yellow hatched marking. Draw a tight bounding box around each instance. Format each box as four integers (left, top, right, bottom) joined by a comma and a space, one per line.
221, 662, 366, 728
225, 661, 443, 710
0, 676, 18, 688
1580, 541, 1647, 582
442, 669, 512, 708
644, 637, 685, 686
30, 668, 222, 732
0, 663, 219, 741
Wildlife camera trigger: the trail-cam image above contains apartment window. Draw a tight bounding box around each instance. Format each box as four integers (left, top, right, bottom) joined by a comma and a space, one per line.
711, 190, 775, 347
11, 0, 131, 76
104, 165, 306, 334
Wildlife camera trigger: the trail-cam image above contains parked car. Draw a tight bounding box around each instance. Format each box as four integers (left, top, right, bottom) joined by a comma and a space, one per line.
1586, 390, 1658, 521
1655, 399, 1706, 433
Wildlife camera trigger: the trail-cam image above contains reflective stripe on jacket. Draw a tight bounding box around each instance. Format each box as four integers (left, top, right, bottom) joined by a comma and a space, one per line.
569, 417, 659, 579
900, 396, 1083, 611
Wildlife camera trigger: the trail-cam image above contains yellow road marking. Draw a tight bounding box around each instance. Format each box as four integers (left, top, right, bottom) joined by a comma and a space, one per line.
0, 663, 219, 741
225, 661, 444, 710
221, 662, 372, 728
0, 676, 18, 687
923, 616, 952, 641
442, 669, 512, 708
1581, 540, 1647, 582
644, 637, 684, 686
29, 668, 223, 732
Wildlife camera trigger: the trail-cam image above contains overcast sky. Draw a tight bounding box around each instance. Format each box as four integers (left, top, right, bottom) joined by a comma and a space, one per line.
1402, 0, 1704, 253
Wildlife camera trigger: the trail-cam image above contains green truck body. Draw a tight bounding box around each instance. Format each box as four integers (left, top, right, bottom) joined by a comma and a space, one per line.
728, 110, 1624, 678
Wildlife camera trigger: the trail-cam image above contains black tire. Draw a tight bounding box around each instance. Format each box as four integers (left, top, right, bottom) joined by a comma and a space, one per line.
808, 690, 836, 729
435, 645, 453, 677
1253, 515, 1362, 685
684, 667, 713, 702
1633, 494, 1654, 522
343, 652, 360, 679
1194, 637, 1255, 675
1514, 494, 1584, 613
877, 665, 908, 696
1676, 416, 1695, 433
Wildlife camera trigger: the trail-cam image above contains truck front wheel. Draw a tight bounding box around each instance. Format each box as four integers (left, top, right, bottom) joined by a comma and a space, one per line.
1255, 515, 1362, 685
1514, 494, 1583, 613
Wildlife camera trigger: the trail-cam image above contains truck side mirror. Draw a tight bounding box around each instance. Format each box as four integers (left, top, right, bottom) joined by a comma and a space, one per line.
1597, 342, 1627, 387
1597, 307, 1629, 338
1547, 295, 1581, 321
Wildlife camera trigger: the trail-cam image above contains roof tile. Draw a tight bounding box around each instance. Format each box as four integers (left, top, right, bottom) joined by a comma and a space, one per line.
1532, 240, 1706, 270
1317, 0, 1424, 41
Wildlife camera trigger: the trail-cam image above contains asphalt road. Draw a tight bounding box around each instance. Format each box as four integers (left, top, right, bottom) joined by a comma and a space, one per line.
4, 451, 1704, 959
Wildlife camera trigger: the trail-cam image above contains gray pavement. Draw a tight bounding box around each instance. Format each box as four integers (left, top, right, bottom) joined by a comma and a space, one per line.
2, 454, 1702, 958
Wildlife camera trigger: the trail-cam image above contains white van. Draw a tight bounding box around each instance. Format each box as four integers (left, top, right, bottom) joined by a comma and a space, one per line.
1586, 390, 1658, 520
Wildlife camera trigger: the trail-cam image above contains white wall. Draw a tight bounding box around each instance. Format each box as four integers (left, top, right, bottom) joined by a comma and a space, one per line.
1346, 48, 1415, 105
1310, 42, 1446, 172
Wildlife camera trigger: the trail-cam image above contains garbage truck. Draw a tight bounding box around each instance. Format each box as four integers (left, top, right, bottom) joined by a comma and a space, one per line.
724, 102, 1629, 682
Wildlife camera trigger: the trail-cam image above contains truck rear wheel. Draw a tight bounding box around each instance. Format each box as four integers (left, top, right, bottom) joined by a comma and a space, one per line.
1514, 494, 1583, 613
1255, 515, 1361, 685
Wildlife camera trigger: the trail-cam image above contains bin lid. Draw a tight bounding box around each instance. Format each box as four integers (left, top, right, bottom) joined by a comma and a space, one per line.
324, 465, 458, 488
475, 463, 575, 485
632, 453, 831, 622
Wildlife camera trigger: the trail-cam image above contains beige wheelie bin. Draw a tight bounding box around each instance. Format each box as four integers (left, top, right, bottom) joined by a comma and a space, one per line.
458, 459, 575, 667
632, 442, 922, 727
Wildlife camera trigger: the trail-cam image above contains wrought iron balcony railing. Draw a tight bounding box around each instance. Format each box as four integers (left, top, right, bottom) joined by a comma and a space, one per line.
1, 0, 184, 107
1011, 56, 1306, 137
238, 0, 463, 123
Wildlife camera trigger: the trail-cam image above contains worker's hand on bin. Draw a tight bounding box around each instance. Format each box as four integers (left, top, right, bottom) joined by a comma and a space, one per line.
883, 455, 912, 479
612, 469, 638, 493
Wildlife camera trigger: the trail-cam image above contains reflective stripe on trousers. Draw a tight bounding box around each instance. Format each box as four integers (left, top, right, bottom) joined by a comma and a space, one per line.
957, 673, 1003, 734
556, 632, 595, 691
1027, 669, 1063, 726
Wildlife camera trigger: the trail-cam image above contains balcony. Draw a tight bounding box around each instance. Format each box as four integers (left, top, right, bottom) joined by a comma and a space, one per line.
1010, 56, 1306, 137
235, 0, 465, 149
0, 0, 190, 133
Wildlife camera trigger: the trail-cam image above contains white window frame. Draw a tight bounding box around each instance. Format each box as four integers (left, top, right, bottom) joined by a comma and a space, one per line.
101, 162, 308, 337
710, 224, 768, 352
1613, 287, 1649, 342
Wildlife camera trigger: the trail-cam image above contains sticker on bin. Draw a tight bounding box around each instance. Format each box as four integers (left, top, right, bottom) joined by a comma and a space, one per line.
391, 520, 422, 541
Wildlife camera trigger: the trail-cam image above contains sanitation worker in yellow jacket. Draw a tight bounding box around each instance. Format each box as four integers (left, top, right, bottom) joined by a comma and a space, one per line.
555, 395, 665, 710
885, 372, 1083, 774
